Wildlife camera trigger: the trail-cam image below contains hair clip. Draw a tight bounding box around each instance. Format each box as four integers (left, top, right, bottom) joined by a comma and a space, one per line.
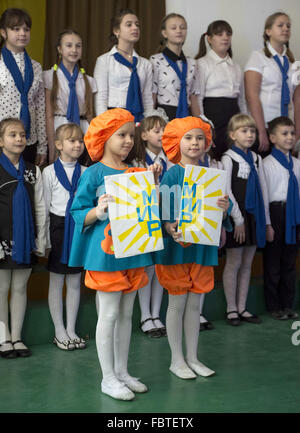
80, 68, 85, 74
53, 64, 58, 71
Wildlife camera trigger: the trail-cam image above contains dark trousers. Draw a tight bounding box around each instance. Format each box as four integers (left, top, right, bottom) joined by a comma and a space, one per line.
22, 142, 37, 164
263, 203, 298, 312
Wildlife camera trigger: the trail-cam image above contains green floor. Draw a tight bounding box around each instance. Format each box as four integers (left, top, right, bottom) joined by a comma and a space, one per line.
1, 311, 300, 413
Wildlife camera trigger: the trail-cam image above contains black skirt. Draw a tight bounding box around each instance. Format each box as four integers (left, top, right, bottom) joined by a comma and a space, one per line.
47, 213, 82, 274
0, 251, 37, 270
203, 97, 240, 160
226, 203, 257, 248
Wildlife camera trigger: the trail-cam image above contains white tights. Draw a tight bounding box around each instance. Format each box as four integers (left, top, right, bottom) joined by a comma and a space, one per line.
48, 272, 81, 341
223, 246, 256, 318
138, 266, 164, 331
96, 290, 137, 384
0, 268, 31, 350
166, 292, 214, 377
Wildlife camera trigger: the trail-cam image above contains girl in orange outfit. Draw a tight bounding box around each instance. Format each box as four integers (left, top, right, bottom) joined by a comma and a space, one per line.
155, 116, 229, 379
68, 108, 161, 401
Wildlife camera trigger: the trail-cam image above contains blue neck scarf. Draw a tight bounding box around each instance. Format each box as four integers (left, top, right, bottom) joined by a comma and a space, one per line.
273, 54, 290, 117
163, 53, 189, 118
0, 153, 36, 264
145, 152, 167, 182
271, 148, 300, 244
1, 47, 33, 139
59, 63, 80, 125
54, 159, 81, 263
231, 146, 266, 247
199, 154, 209, 167
113, 53, 144, 122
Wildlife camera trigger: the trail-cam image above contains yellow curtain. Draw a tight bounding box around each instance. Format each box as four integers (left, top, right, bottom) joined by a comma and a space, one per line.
0, 0, 46, 64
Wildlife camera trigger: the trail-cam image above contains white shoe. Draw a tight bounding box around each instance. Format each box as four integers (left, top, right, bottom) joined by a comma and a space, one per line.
187, 360, 215, 377
169, 363, 197, 379
118, 375, 148, 393
101, 379, 135, 401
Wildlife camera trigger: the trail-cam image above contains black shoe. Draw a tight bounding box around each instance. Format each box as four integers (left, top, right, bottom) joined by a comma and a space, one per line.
0, 341, 17, 359
152, 317, 167, 337
239, 310, 262, 324
284, 308, 299, 319
270, 310, 288, 320
139, 318, 161, 338
12, 340, 31, 358
226, 311, 242, 326
200, 315, 214, 331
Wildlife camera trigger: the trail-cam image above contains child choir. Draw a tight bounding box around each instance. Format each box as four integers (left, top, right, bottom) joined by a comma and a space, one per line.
0, 6, 300, 402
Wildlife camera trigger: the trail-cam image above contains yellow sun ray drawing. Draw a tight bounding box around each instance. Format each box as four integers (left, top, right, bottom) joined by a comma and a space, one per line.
178, 164, 226, 246
104, 171, 164, 258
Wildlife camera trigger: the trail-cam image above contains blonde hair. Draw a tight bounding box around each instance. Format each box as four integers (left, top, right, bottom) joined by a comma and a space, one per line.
227, 114, 256, 146
55, 123, 84, 143
263, 12, 294, 63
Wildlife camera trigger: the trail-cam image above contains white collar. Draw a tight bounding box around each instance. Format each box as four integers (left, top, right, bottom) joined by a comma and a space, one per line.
225, 148, 257, 164
267, 41, 287, 58
59, 157, 77, 168
146, 148, 166, 162
208, 49, 233, 65
110, 45, 139, 59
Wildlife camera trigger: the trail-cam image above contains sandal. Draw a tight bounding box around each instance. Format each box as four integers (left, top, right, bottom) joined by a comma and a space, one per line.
239, 310, 262, 324
226, 311, 241, 326
71, 338, 87, 350
53, 337, 75, 351
152, 317, 167, 337
12, 340, 31, 358
139, 318, 161, 338
0, 340, 17, 359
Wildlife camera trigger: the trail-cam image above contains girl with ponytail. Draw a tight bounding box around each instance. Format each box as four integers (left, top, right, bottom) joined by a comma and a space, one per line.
245, 12, 295, 155
43, 29, 97, 164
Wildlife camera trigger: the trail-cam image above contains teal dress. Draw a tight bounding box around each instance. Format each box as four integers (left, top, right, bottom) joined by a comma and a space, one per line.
68, 162, 153, 272
155, 164, 231, 266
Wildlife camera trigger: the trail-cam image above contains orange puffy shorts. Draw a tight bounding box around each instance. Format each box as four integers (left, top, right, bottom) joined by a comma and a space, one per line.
85, 267, 148, 294
155, 263, 214, 296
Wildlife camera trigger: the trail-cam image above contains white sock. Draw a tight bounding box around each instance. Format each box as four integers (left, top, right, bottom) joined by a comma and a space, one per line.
237, 246, 256, 316
223, 248, 243, 318
199, 294, 208, 323
10, 269, 31, 349
166, 293, 191, 370
0, 270, 12, 351
185, 292, 215, 377
48, 272, 69, 342
66, 273, 81, 340
151, 272, 164, 329
138, 266, 155, 332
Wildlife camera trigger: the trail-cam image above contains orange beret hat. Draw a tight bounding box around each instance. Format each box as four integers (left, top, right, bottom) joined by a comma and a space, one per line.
84, 108, 135, 161
162, 116, 213, 164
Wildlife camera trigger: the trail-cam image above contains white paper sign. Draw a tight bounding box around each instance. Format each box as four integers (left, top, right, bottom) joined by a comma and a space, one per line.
178, 164, 226, 246
104, 170, 164, 258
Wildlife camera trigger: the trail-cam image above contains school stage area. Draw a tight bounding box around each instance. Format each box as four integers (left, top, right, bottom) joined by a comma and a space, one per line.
1, 254, 300, 414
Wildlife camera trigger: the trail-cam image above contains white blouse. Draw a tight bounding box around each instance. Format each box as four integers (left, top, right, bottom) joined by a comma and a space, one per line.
263, 154, 300, 203
93, 46, 153, 115
197, 49, 246, 114
244, 42, 294, 124
221, 149, 270, 226
150, 52, 200, 106
0, 51, 47, 155
43, 67, 97, 134
42, 159, 86, 248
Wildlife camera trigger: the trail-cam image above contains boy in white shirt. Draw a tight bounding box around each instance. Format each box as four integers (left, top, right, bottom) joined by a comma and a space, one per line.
263, 116, 300, 320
